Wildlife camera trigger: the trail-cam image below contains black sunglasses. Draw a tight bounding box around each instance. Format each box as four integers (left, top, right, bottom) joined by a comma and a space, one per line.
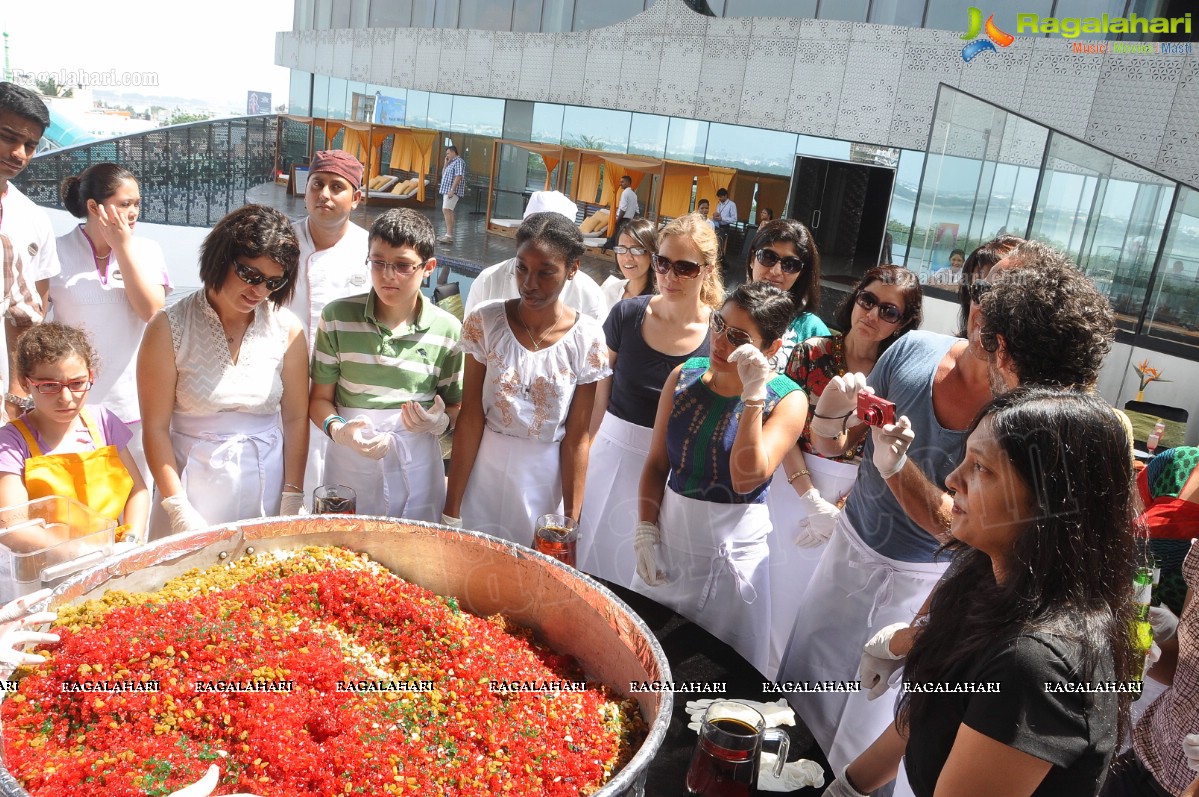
968, 280, 993, 305
234, 261, 289, 292
754, 248, 805, 274
709, 311, 755, 348
651, 253, 703, 279
855, 290, 904, 324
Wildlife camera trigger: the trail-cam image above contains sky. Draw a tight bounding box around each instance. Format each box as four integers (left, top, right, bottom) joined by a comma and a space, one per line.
2, 0, 294, 111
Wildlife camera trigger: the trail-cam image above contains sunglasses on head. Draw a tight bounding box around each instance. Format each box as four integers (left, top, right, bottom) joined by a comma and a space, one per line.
234, 261, 289, 292
709, 311, 756, 348
855, 290, 904, 324
754, 248, 805, 274
968, 280, 993, 305
651, 253, 703, 279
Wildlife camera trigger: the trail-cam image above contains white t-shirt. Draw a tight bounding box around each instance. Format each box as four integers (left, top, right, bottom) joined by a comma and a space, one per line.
49, 226, 171, 422
601, 275, 628, 311
0, 183, 60, 388
463, 257, 607, 321
287, 218, 370, 350
618, 186, 639, 219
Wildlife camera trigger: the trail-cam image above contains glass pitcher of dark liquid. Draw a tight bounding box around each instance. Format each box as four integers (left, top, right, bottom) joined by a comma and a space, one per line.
313, 484, 357, 515
533, 513, 578, 568
686, 700, 790, 797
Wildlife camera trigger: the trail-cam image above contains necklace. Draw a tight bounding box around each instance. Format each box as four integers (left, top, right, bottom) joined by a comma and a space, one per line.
515, 302, 562, 351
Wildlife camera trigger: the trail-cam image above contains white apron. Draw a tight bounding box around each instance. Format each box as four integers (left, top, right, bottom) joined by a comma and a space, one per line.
323, 407, 445, 522
148, 412, 283, 541
642, 487, 773, 675
764, 455, 860, 680
778, 513, 947, 782
578, 412, 653, 587
460, 427, 563, 547
302, 435, 328, 513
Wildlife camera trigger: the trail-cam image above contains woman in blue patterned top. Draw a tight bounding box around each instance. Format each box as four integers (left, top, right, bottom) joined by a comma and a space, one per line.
635, 281, 808, 673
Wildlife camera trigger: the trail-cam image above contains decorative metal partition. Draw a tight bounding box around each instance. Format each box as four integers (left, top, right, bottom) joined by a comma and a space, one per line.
15, 116, 279, 228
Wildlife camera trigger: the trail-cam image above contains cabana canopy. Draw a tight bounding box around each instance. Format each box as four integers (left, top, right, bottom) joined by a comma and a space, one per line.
368, 124, 438, 201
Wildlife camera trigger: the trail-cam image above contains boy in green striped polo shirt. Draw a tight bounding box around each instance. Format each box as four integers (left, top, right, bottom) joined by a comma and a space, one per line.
309, 209, 464, 521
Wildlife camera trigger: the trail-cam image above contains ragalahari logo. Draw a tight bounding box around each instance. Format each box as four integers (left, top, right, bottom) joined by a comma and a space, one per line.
961, 7, 1015, 61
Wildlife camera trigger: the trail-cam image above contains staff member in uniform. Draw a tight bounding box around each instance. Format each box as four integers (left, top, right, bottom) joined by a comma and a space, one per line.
139, 205, 309, 537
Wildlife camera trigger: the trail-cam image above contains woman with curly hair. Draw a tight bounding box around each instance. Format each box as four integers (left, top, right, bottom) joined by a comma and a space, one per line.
139, 205, 309, 538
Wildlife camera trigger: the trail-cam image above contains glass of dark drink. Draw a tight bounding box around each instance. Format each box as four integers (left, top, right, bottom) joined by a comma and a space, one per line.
313, 485, 357, 515
685, 700, 789, 797
533, 513, 578, 568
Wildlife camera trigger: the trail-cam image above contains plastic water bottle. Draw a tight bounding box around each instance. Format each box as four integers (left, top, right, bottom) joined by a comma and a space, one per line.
1131, 566, 1154, 699
1147, 420, 1166, 454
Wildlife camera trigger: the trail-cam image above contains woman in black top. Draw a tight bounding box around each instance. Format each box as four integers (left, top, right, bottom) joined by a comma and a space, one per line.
825, 388, 1138, 797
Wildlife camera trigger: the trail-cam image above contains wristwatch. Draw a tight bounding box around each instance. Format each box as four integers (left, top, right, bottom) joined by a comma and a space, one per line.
4, 393, 34, 412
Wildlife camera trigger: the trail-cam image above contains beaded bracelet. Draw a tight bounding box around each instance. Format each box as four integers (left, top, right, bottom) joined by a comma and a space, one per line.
786, 469, 810, 484
323, 414, 348, 438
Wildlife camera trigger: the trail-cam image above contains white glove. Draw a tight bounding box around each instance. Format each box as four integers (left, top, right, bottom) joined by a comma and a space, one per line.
729, 344, 772, 403
810, 373, 871, 438
1183, 734, 1199, 773
759, 754, 825, 792
441, 514, 463, 529
823, 767, 870, 797
165, 764, 262, 797
161, 495, 208, 533
634, 521, 666, 586
331, 416, 390, 460
859, 622, 907, 701
401, 396, 450, 436
279, 491, 304, 516
795, 488, 840, 547
1149, 605, 1179, 643
872, 416, 914, 480
686, 698, 794, 732
0, 589, 58, 668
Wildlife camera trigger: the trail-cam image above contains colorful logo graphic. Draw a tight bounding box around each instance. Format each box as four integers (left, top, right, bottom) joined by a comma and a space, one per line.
961, 7, 1015, 61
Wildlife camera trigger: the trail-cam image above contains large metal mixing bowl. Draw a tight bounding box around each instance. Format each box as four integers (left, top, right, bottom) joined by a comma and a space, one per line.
0, 516, 673, 797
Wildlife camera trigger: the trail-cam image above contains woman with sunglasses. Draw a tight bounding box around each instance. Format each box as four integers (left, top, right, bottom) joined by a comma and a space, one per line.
635, 281, 807, 673
139, 205, 309, 539
762, 265, 922, 676
0, 323, 149, 540
442, 212, 610, 544
600, 217, 658, 310
579, 213, 723, 586
745, 219, 829, 372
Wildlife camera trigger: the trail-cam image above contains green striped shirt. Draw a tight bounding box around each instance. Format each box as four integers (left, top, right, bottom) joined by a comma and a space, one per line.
312, 291, 464, 410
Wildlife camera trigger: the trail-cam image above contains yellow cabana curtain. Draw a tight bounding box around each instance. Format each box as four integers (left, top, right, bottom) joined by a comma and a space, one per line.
574, 157, 602, 205
541, 154, 560, 190
708, 166, 736, 194
660, 163, 708, 218
600, 156, 655, 236
754, 177, 789, 221
411, 131, 436, 201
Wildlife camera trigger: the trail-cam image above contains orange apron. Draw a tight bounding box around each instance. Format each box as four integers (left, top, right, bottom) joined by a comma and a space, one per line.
13, 408, 133, 535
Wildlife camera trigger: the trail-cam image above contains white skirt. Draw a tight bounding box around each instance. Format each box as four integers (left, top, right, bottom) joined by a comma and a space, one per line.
764, 455, 860, 680
323, 406, 445, 522
642, 487, 773, 675
578, 412, 652, 587
460, 427, 563, 547
777, 513, 947, 776
149, 412, 283, 540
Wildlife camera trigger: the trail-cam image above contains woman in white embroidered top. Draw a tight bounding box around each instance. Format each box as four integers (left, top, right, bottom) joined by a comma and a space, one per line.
138, 205, 310, 539
442, 212, 610, 544
50, 164, 170, 489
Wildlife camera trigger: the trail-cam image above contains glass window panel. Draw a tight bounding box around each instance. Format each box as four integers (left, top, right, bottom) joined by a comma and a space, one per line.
795, 134, 850, 161
406, 90, 430, 126
295, 0, 316, 30
312, 74, 330, 118
350, 0, 370, 27
868, 0, 923, 27
315, 0, 334, 28
460, 0, 514, 29
532, 103, 564, 144
450, 96, 504, 135
628, 113, 669, 158
541, 0, 574, 32
434, 0, 460, 27
427, 93, 454, 129
725, 0, 814, 17
289, 71, 312, 116
887, 149, 924, 267
705, 123, 796, 175
562, 106, 631, 152
331, 0, 352, 27
370, 0, 413, 26
573, 0, 643, 29
665, 118, 708, 163
513, 0, 544, 31
412, 0, 437, 27
817, 0, 867, 23
326, 77, 349, 118
1146, 186, 1199, 346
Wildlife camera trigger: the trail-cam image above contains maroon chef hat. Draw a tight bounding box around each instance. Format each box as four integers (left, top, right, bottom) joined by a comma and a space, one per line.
309, 150, 363, 187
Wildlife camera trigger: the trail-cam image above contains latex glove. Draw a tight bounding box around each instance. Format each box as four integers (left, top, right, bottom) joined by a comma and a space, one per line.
860, 622, 907, 701
401, 396, 450, 436
331, 416, 390, 460
1183, 734, 1199, 773
872, 416, 915, 480
795, 489, 840, 547
161, 495, 208, 533
634, 521, 666, 586
823, 767, 870, 797
758, 753, 825, 792
810, 373, 871, 438
1144, 641, 1161, 679
728, 344, 772, 403
441, 514, 463, 529
279, 491, 304, 516
1149, 605, 1179, 643
165, 764, 262, 797
686, 698, 794, 732
0, 588, 59, 668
